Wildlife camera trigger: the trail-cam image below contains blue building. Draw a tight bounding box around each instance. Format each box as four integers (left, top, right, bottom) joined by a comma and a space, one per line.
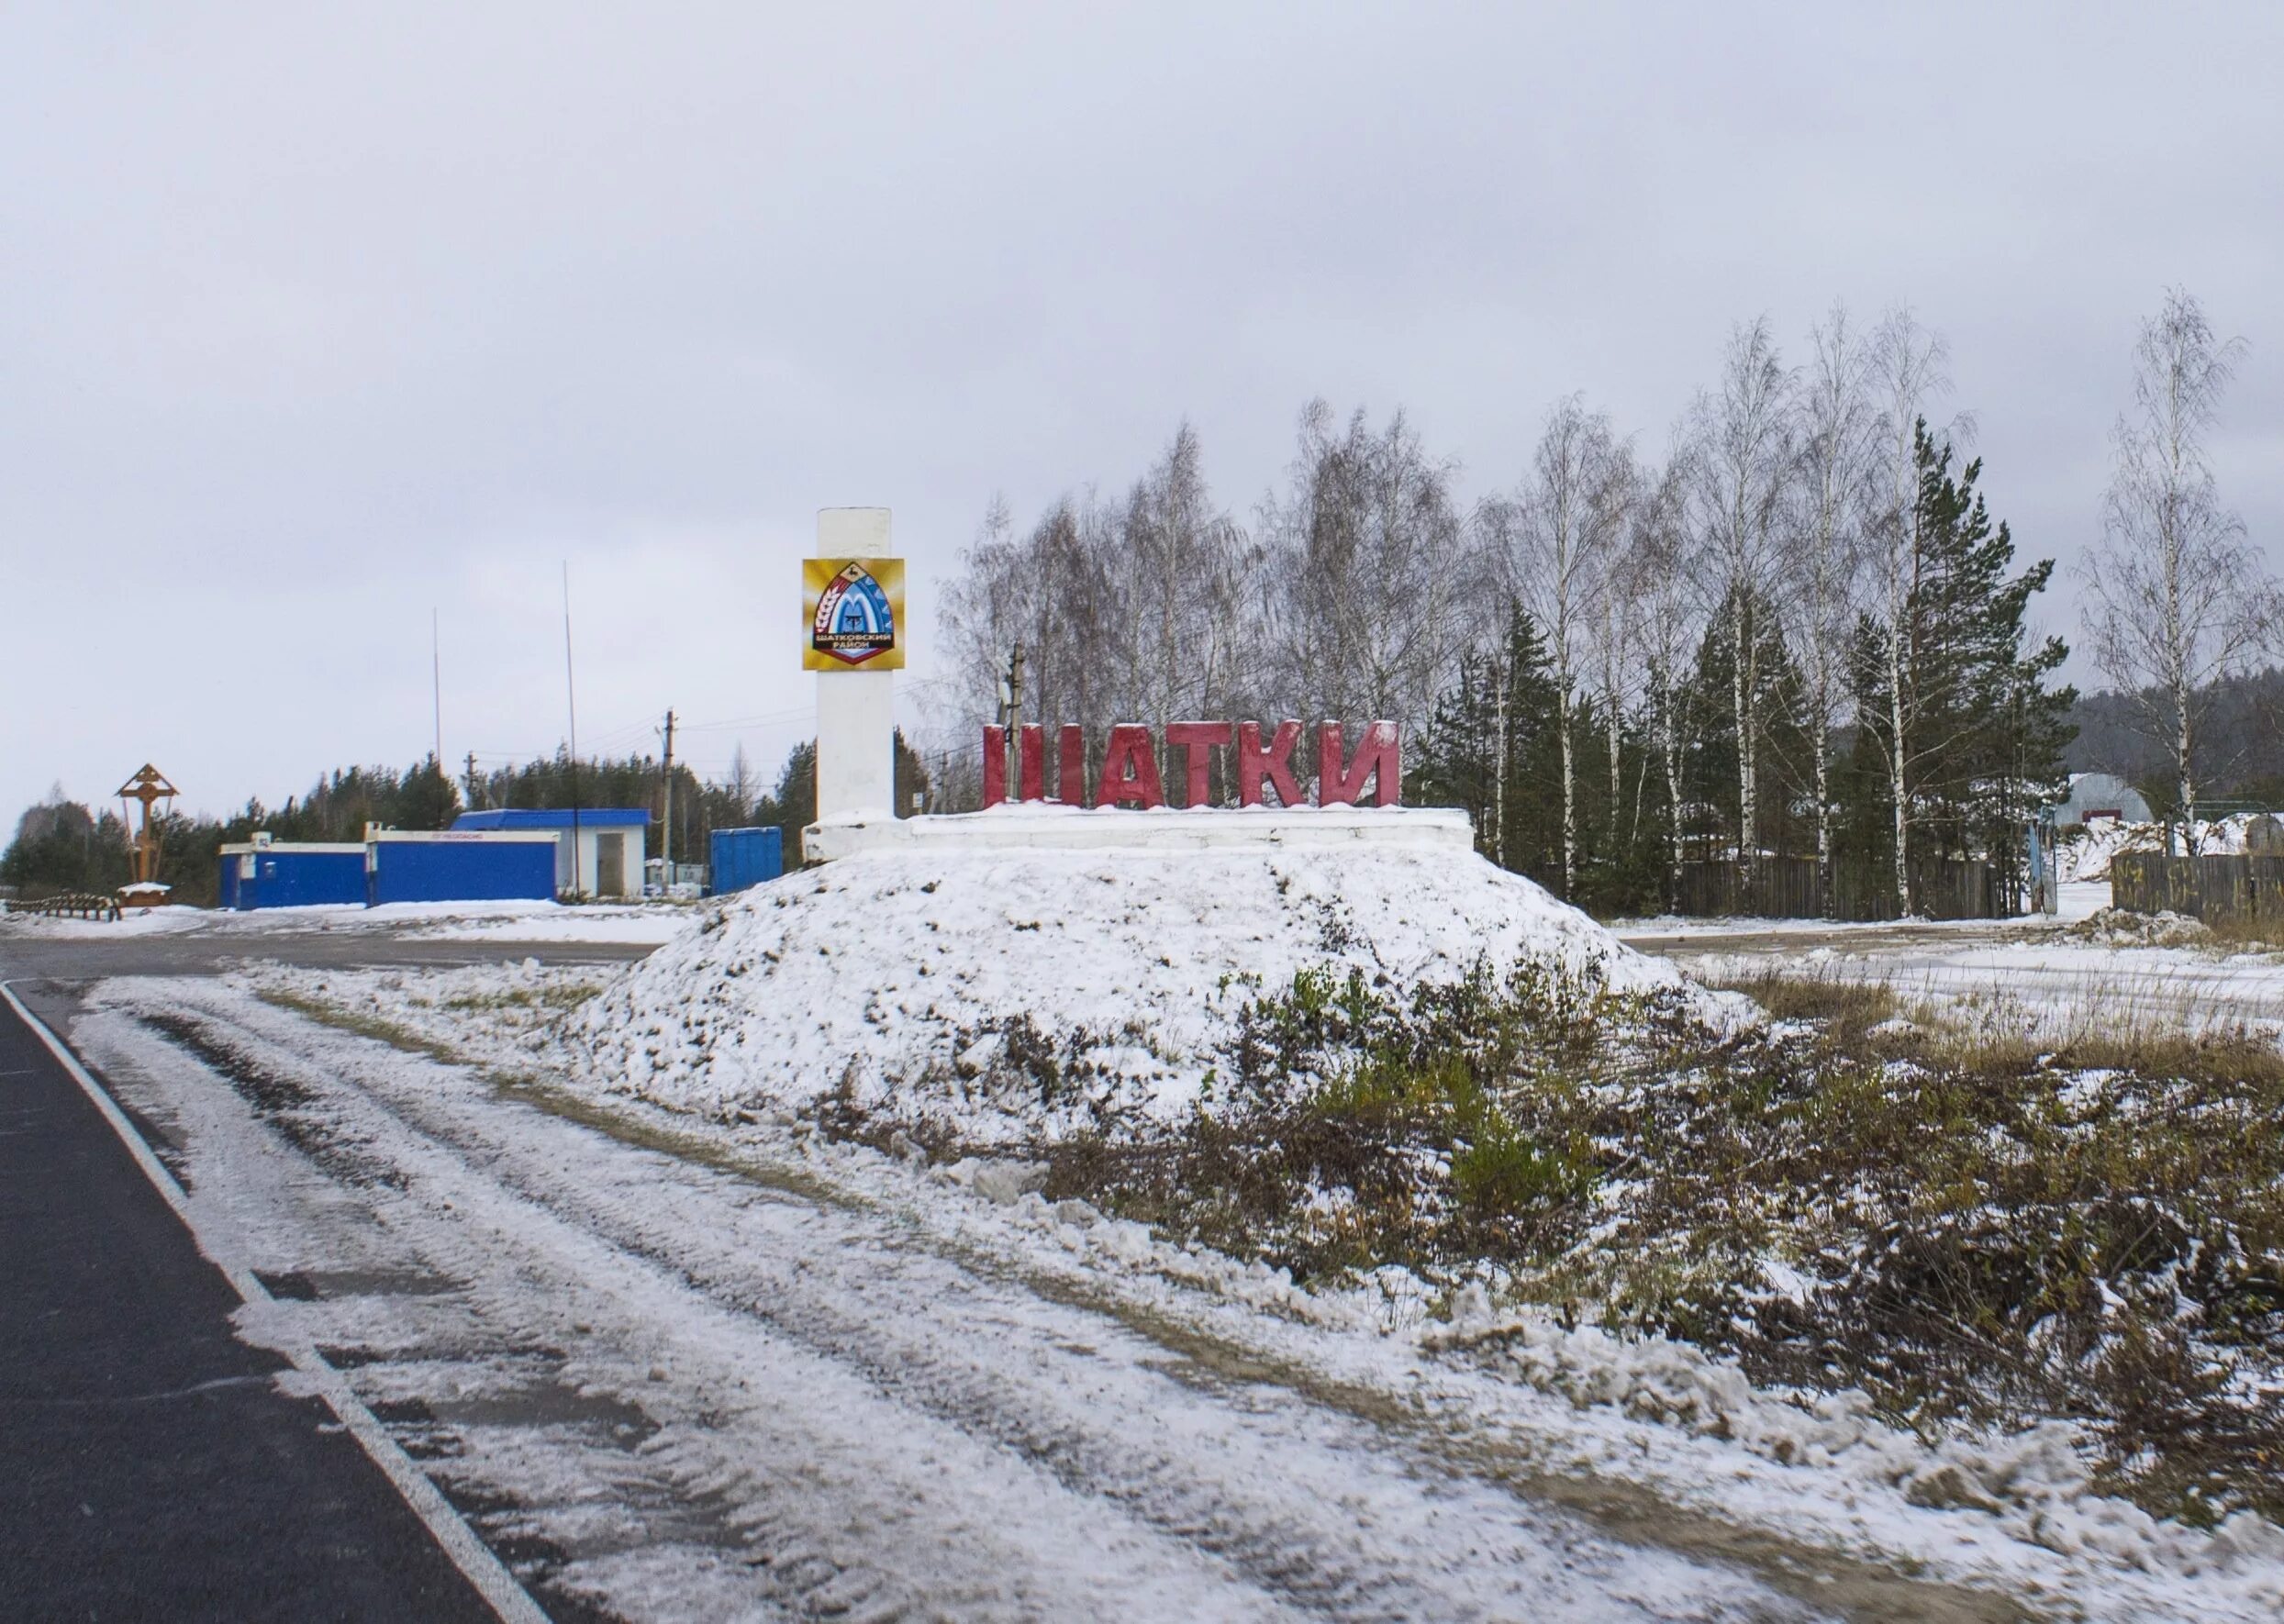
217, 840, 368, 910
451, 808, 650, 898
365, 829, 560, 905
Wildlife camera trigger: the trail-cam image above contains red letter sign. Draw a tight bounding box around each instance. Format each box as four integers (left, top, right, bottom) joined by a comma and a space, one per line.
1057, 724, 1086, 806
1096, 724, 1166, 808
1236, 720, 1305, 806
1017, 725, 1045, 802
1164, 721, 1232, 807
1318, 721, 1401, 806
981, 725, 1007, 808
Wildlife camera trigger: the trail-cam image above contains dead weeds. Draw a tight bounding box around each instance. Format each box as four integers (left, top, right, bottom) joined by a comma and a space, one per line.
1034, 962, 2284, 1528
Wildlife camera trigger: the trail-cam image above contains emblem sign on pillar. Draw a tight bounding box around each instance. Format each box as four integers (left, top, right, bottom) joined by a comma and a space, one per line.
807, 510, 903, 829
803, 556, 907, 672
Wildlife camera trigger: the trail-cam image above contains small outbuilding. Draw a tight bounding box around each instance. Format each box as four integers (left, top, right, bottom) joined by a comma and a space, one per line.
217, 838, 368, 909
2051, 772, 2153, 828
708, 826, 785, 895
450, 808, 650, 899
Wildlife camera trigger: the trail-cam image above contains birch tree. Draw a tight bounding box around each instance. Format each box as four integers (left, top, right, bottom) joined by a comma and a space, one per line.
1686, 321, 1795, 890
1115, 422, 1254, 724
1789, 306, 1875, 912
1615, 452, 1697, 903
1265, 401, 1471, 739
2078, 288, 2278, 852
1491, 397, 1628, 898
1863, 306, 1955, 912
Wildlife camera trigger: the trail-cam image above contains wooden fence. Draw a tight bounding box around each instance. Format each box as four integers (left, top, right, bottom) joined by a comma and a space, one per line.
1672, 857, 2011, 921
2111, 852, 2284, 925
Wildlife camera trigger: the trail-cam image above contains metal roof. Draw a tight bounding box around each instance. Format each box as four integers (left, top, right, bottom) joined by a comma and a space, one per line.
452, 808, 651, 830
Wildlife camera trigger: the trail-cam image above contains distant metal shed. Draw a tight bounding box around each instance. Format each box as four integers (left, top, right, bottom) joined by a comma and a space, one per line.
708, 827, 784, 895
2052, 772, 2153, 827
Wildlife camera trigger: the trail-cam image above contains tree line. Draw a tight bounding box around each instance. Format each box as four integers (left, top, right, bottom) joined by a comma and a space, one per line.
3, 738, 934, 905
2068, 666, 2284, 814
936, 292, 2277, 916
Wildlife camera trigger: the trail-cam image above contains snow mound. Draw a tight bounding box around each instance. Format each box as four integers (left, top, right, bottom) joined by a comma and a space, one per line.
2057, 813, 2269, 883
2071, 906, 2214, 948
570, 842, 1711, 1140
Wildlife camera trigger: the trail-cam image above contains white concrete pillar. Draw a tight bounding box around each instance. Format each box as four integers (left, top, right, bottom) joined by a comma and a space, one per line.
812, 507, 897, 825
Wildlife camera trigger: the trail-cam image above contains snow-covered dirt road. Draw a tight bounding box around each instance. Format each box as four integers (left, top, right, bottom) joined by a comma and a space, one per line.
59, 976, 1968, 1624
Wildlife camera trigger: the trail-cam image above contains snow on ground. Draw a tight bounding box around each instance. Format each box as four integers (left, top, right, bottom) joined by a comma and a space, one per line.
0, 898, 694, 944
84, 973, 1837, 1623
0, 904, 217, 938
570, 842, 1721, 1139
1666, 883, 2284, 1043
170, 959, 2284, 1620
393, 902, 695, 944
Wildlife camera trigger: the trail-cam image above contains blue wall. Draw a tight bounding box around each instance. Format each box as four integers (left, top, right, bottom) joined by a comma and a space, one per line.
223, 850, 368, 910
708, 827, 784, 894
368, 840, 555, 905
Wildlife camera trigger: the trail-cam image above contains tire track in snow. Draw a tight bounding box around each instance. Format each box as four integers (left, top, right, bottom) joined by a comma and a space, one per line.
97, 978, 1826, 1623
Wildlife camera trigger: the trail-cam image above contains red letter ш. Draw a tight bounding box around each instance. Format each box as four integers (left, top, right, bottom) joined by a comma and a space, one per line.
1318, 721, 1401, 806
1056, 725, 1086, 806
1017, 726, 1045, 802
1096, 724, 1166, 808
982, 725, 1007, 807
1164, 721, 1232, 808
1236, 721, 1304, 806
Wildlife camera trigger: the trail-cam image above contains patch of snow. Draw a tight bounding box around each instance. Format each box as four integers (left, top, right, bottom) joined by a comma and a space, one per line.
2056, 814, 2266, 884
197, 962, 2284, 1620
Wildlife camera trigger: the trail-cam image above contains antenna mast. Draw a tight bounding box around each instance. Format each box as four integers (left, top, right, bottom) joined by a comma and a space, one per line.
563, 562, 583, 898
431, 607, 443, 769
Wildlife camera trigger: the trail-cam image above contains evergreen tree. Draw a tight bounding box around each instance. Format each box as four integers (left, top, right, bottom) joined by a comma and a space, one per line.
1410, 606, 1564, 892
1844, 428, 2073, 914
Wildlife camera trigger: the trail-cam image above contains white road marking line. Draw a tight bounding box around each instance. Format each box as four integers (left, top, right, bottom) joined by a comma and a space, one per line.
0, 981, 552, 1624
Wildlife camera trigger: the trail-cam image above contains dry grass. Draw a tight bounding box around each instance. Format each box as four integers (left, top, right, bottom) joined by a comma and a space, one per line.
1033, 962, 2284, 1528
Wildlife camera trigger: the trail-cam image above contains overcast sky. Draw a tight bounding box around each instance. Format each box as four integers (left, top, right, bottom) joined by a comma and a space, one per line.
5, 2, 2279, 823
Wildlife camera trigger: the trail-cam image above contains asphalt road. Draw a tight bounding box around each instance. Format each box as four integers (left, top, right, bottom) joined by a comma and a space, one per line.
0, 990, 507, 1621
0, 929, 653, 1623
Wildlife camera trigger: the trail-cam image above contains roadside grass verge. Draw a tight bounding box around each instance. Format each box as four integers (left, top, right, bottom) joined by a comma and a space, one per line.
1038, 964, 2284, 1528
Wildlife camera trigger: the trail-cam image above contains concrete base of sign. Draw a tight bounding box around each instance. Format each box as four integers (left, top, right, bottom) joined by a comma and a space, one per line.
801, 803, 1474, 862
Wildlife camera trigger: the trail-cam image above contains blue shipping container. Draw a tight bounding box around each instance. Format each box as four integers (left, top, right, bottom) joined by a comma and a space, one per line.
368, 835, 557, 905
218, 844, 369, 910
708, 827, 784, 894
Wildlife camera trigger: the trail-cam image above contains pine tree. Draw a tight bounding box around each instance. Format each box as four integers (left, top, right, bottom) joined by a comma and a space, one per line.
1411, 606, 1564, 892
1845, 428, 2073, 914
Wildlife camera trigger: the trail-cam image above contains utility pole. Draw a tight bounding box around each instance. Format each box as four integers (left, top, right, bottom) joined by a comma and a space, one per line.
659, 708, 676, 889
1002, 642, 1026, 799
463, 751, 480, 810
